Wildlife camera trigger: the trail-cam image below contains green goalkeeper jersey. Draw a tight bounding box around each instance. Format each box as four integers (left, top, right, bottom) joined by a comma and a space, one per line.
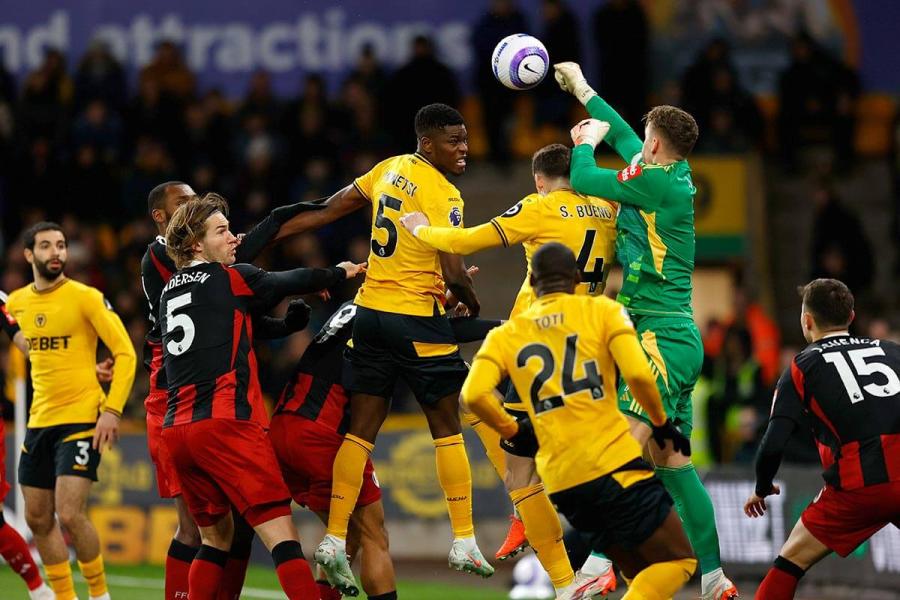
570, 95, 696, 320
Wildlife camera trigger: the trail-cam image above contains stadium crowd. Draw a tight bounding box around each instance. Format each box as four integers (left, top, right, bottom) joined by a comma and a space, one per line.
0, 0, 892, 470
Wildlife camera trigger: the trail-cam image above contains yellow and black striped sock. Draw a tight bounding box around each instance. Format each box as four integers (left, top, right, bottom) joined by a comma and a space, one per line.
45, 560, 77, 600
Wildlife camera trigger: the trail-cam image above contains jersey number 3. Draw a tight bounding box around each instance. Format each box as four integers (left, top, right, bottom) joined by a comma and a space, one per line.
372, 194, 403, 258
517, 333, 603, 414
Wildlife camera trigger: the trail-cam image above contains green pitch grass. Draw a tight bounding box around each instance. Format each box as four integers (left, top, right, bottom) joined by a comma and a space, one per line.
0, 563, 511, 599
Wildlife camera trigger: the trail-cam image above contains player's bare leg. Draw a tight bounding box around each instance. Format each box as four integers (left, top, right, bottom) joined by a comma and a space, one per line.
252, 514, 318, 599
606, 509, 697, 599
56, 476, 109, 600
754, 518, 830, 599
318, 393, 390, 596
630, 417, 738, 599
23, 485, 78, 600
190, 514, 235, 600
422, 392, 494, 578
165, 496, 201, 600
351, 501, 395, 595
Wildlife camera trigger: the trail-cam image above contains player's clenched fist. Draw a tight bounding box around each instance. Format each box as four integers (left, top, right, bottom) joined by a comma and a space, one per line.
553, 62, 596, 105
399, 212, 431, 237
337, 261, 367, 278
570, 119, 610, 149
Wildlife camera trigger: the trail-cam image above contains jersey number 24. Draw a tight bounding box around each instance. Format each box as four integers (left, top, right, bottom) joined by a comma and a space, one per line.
517, 333, 604, 414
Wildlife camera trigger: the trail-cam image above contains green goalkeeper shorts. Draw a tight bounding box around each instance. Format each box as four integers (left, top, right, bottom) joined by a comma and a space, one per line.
617, 316, 703, 438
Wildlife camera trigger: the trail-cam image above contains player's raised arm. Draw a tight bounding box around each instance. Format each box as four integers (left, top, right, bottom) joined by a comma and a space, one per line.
253, 299, 313, 340
401, 212, 502, 255
231, 261, 366, 311
235, 199, 328, 260
568, 126, 663, 212
273, 183, 371, 242
0, 291, 28, 356
439, 252, 480, 316
554, 62, 642, 163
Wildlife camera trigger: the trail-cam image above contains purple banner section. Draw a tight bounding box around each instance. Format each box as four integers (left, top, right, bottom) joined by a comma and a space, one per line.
0, 1, 893, 98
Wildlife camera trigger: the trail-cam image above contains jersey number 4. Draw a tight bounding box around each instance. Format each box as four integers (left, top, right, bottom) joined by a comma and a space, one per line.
517, 333, 603, 414
823, 347, 900, 403
372, 194, 403, 258
577, 230, 605, 293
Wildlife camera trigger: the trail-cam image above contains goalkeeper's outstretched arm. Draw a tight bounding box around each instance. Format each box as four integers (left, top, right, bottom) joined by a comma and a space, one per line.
554, 62, 643, 164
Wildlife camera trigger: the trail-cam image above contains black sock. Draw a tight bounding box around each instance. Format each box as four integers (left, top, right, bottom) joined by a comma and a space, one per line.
368, 592, 398, 600
168, 538, 200, 562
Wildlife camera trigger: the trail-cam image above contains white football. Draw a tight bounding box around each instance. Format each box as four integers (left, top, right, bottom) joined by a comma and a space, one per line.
491, 34, 549, 90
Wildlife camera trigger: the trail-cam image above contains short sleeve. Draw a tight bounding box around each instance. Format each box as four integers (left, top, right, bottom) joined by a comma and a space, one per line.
490, 195, 542, 247
770, 363, 805, 424
353, 160, 388, 203
421, 181, 465, 232
474, 327, 509, 374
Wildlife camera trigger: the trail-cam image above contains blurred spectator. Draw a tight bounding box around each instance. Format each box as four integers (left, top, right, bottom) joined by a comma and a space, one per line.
237, 70, 282, 126
682, 41, 762, 152
120, 137, 176, 220
125, 76, 183, 157
384, 35, 461, 152
18, 49, 72, 146
778, 32, 859, 169
809, 182, 874, 296
73, 39, 127, 112
707, 326, 767, 463
0, 60, 16, 104
65, 144, 119, 219
592, 0, 648, 130
534, 0, 581, 128
347, 44, 387, 103
139, 40, 196, 102
472, 0, 528, 166
71, 99, 123, 163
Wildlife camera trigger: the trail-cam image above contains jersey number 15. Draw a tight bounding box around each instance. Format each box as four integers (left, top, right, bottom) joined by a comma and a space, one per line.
517, 333, 604, 414
823, 347, 900, 403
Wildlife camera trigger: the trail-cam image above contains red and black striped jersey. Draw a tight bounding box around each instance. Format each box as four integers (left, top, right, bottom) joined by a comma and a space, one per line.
140, 213, 283, 413
275, 302, 356, 434
0, 290, 21, 340
161, 262, 346, 428
275, 303, 504, 434
771, 334, 900, 490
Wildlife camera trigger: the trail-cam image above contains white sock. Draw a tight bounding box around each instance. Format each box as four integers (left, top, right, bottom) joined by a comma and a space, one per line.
323, 533, 347, 552
555, 581, 576, 596
701, 567, 725, 595
453, 536, 477, 552
580, 552, 612, 577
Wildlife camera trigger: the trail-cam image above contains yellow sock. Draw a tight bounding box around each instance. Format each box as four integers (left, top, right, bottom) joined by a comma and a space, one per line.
511, 483, 573, 589
78, 553, 108, 597
622, 558, 697, 600
326, 433, 374, 538
45, 560, 77, 600
434, 433, 474, 538
463, 412, 507, 480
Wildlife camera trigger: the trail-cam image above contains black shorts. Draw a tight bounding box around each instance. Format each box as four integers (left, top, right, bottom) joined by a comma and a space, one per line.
550, 458, 673, 553
19, 423, 101, 489
343, 306, 468, 406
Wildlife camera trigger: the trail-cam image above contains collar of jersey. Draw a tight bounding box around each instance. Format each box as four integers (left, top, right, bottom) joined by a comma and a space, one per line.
536, 291, 569, 302
413, 152, 448, 182
31, 277, 69, 295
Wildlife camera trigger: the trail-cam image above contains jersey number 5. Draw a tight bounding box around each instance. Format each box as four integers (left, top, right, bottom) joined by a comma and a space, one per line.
516, 333, 603, 414
823, 347, 900, 402
372, 194, 403, 258
165, 292, 195, 356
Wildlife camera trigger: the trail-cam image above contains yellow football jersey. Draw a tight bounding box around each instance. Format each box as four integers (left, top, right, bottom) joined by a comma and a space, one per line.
491, 190, 617, 317
353, 152, 465, 316
6, 278, 136, 427
473, 293, 644, 494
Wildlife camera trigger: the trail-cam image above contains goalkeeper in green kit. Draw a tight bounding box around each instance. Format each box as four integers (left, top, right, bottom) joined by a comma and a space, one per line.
554, 62, 739, 600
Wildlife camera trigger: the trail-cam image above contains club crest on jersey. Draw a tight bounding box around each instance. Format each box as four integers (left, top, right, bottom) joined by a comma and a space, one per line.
35, 313, 46, 327
501, 202, 523, 218
449, 206, 462, 227
617, 164, 643, 182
